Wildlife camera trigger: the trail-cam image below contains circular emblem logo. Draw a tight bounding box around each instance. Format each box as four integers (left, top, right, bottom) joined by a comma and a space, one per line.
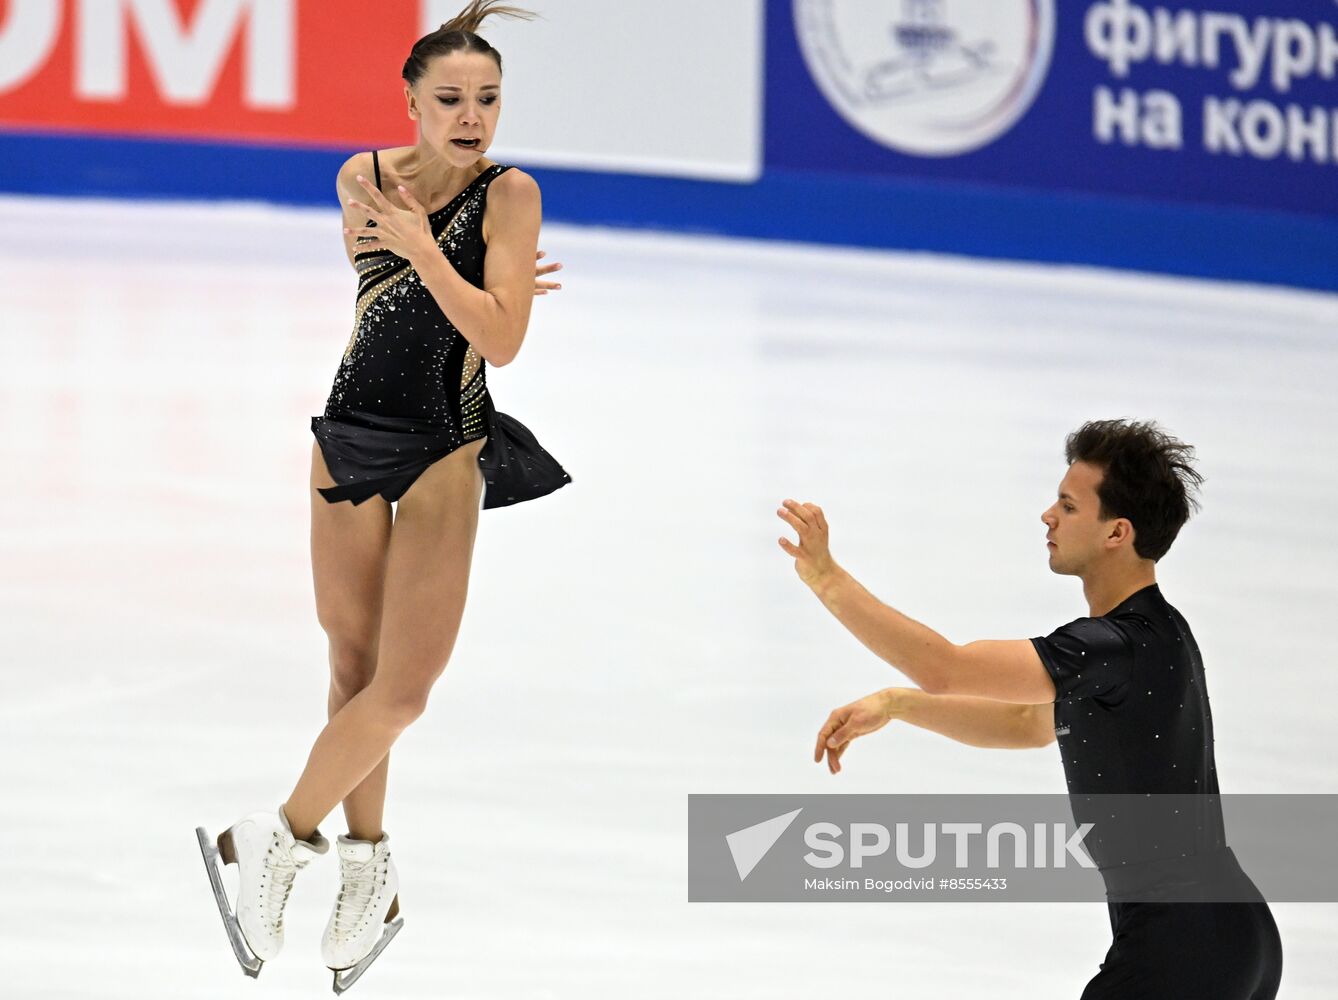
794, 0, 1056, 157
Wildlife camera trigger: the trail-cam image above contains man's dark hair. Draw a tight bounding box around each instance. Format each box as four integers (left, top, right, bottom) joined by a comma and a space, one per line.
1065, 419, 1204, 562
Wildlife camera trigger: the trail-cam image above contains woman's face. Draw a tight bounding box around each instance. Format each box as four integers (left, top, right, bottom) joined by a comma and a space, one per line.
406, 50, 503, 167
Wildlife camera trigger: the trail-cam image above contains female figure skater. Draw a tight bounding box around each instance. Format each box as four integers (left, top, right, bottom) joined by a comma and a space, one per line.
195, 3, 569, 990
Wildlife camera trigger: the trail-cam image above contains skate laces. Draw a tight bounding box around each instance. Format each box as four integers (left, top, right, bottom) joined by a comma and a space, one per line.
263, 833, 309, 933
332, 851, 388, 938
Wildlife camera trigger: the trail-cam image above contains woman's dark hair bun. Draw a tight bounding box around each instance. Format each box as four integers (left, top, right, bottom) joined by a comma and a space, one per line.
439, 0, 533, 35
403, 1, 535, 84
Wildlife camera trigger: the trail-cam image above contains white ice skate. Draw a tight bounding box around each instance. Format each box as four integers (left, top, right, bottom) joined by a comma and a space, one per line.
195, 805, 329, 977
322, 832, 403, 993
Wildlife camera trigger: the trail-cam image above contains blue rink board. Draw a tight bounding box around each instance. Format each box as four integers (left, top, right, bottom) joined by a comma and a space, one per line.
3, 129, 1335, 294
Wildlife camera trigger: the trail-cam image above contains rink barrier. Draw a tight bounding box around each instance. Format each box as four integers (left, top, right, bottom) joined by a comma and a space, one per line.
5, 129, 1335, 293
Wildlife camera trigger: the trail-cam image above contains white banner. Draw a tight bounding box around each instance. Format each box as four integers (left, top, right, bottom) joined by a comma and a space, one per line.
421, 0, 764, 181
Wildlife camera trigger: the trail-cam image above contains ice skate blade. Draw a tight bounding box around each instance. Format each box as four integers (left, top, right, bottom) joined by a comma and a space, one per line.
194, 826, 263, 979
330, 915, 403, 994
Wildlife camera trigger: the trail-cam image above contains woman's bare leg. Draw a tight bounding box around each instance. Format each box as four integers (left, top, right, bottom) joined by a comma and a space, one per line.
284, 437, 487, 841
309, 441, 394, 841
327, 701, 390, 841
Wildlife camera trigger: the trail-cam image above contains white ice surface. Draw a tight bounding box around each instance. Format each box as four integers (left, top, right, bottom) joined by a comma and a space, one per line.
1, 194, 1335, 997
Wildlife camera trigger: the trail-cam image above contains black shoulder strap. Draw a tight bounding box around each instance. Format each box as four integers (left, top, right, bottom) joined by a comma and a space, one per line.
479, 163, 511, 192
371, 150, 382, 192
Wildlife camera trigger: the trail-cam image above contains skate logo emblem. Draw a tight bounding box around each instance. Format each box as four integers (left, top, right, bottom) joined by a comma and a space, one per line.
793, 0, 1056, 157
726, 808, 803, 880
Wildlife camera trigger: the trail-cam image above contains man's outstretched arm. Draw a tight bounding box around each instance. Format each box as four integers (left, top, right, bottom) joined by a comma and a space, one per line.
777, 499, 1057, 704
814, 688, 1055, 773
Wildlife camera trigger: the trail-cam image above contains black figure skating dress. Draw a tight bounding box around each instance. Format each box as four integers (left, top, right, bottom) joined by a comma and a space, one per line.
311, 152, 570, 507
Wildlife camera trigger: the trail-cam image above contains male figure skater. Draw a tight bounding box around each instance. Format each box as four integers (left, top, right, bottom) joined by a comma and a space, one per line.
777, 419, 1282, 999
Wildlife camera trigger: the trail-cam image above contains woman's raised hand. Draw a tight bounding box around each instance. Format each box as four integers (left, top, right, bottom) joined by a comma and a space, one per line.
534, 250, 563, 296
343, 177, 438, 263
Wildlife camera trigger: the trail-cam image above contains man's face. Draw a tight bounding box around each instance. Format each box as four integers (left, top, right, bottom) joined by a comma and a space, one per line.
1040, 461, 1125, 575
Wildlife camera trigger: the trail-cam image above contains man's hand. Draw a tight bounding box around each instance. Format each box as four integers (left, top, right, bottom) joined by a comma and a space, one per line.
777, 499, 837, 589
814, 689, 901, 774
